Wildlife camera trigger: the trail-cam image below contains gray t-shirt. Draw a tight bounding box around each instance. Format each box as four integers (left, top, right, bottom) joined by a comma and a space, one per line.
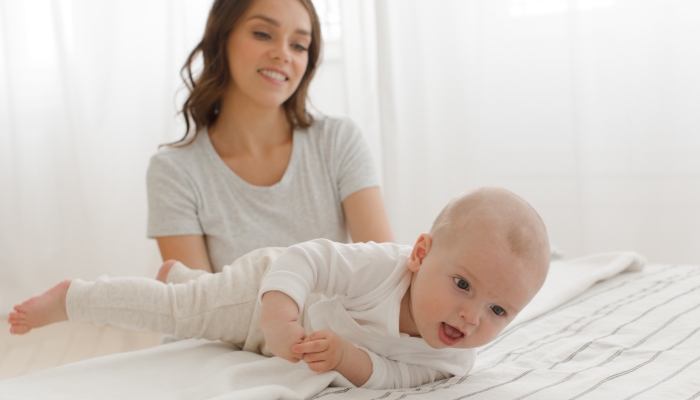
146, 116, 379, 271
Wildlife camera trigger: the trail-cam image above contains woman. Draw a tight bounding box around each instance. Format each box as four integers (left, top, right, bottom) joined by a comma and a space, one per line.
147, 0, 393, 274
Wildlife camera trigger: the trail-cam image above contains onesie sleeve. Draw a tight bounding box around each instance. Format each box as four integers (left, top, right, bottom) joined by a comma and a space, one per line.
360, 348, 451, 389
330, 118, 380, 201
258, 239, 397, 313
146, 153, 203, 237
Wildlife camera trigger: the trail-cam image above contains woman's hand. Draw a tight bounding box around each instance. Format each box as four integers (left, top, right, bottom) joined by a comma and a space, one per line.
259, 291, 306, 363
293, 330, 348, 372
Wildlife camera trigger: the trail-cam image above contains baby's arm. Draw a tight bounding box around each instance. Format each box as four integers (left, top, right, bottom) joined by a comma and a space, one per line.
259, 290, 307, 363
294, 333, 451, 389
292, 330, 372, 387
361, 354, 451, 389
259, 290, 373, 386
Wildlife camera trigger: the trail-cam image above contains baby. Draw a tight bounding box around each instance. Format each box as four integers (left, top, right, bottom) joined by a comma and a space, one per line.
8, 187, 550, 389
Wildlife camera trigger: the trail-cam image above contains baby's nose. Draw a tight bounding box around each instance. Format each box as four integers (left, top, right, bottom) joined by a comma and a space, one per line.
460, 307, 480, 327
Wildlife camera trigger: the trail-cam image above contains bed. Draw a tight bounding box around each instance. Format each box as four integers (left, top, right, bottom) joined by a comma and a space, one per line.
2, 255, 699, 399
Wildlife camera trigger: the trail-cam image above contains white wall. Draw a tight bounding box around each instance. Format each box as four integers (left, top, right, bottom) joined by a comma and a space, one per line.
339, 0, 700, 264
1, 0, 698, 314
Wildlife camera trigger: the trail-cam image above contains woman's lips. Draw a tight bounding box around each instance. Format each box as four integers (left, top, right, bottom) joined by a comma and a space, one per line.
438, 322, 464, 346
258, 69, 288, 86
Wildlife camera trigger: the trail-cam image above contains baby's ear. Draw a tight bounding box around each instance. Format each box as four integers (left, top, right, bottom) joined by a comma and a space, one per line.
408, 233, 432, 272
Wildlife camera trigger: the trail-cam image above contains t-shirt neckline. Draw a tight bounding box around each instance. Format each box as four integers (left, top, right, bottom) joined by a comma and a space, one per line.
200, 128, 300, 191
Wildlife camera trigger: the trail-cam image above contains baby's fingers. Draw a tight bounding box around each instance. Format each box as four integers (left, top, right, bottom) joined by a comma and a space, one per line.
305, 360, 334, 373
292, 339, 328, 354
279, 351, 303, 364
301, 350, 327, 363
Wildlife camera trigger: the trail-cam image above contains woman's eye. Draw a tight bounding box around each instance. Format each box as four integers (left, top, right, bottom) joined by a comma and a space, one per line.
292, 44, 308, 52
454, 278, 469, 291
491, 305, 506, 316
253, 31, 271, 40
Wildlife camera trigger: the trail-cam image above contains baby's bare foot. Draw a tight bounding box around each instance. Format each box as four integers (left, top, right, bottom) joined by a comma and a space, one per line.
7, 279, 72, 335
155, 260, 178, 283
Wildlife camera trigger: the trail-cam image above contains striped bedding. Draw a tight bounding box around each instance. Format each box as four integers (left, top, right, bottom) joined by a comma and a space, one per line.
314, 264, 700, 400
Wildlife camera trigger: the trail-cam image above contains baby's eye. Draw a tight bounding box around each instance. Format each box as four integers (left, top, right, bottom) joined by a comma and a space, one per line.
453, 278, 470, 291
491, 305, 506, 316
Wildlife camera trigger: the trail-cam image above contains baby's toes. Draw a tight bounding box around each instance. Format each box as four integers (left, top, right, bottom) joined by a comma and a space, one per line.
9, 323, 30, 335
8, 311, 25, 322
13, 304, 28, 313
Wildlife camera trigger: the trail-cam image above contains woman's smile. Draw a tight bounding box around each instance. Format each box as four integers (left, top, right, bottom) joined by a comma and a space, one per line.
258, 68, 289, 85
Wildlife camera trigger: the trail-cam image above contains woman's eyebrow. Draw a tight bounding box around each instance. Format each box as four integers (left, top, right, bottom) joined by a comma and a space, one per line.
247, 15, 311, 36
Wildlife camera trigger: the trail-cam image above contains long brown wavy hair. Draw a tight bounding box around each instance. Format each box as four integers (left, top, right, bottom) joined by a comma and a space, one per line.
173, 0, 322, 145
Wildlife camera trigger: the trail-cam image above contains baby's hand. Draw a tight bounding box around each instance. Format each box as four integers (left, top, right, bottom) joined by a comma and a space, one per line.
259, 290, 306, 363
292, 330, 348, 373
264, 320, 307, 363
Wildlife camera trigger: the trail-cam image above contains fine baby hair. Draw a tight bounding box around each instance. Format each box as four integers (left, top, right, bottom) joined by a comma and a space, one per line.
431, 187, 550, 269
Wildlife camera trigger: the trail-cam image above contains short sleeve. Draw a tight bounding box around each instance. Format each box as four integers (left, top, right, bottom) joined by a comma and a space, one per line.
146, 153, 203, 237
332, 119, 380, 201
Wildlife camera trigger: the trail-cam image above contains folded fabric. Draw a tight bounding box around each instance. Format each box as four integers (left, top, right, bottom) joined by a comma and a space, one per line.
0, 339, 342, 400
506, 251, 646, 331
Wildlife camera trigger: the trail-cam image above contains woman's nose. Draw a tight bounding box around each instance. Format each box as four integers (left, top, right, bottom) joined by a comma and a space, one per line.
269, 39, 291, 63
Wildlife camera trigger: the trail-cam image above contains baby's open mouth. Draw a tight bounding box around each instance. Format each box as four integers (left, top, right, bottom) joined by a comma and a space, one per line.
438, 322, 464, 346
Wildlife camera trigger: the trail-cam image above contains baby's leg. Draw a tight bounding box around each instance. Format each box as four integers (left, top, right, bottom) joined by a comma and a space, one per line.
64, 274, 242, 343
155, 260, 178, 283
8, 259, 203, 335
156, 261, 208, 344
7, 280, 72, 334
67, 249, 285, 348
158, 260, 208, 284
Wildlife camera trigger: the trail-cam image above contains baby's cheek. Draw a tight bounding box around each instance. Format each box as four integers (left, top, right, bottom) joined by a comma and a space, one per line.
479, 324, 503, 345
474, 335, 495, 348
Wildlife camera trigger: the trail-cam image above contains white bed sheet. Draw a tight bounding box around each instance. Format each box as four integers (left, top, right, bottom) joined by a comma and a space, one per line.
316, 264, 700, 399
5, 254, 698, 400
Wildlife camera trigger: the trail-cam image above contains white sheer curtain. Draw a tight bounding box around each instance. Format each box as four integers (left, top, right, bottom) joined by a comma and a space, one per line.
2, 0, 699, 312
0, 0, 211, 312
341, 0, 700, 263
0, 0, 356, 313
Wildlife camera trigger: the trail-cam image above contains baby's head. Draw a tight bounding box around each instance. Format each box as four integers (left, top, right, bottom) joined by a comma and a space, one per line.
405, 187, 550, 349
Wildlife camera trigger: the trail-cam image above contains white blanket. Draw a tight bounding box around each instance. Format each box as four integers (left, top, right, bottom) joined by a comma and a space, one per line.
507, 251, 646, 330
0, 252, 645, 400
0, 340, 340, 400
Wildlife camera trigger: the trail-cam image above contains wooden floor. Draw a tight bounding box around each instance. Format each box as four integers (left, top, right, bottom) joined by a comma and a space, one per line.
0, 318, 163, 381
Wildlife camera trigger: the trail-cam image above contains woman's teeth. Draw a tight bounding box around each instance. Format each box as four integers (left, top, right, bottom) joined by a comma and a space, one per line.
260, 70, 287, 81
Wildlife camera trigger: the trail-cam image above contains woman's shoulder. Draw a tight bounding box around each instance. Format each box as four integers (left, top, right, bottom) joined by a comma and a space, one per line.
149, 133, 207, 166
147, 132, 209, 176
304, 115, 364, 147
307, 114, 360, 134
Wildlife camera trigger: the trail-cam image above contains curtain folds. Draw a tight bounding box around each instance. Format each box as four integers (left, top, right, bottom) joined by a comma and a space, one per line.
0, 0, 212, 311
342, 0, 700, 263
1, 0, 699, 312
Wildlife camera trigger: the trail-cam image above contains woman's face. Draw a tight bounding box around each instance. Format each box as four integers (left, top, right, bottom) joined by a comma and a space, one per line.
225, 0, 312, 109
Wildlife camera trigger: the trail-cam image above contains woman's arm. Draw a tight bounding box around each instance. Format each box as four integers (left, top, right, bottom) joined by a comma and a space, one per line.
343, 187, 394, 243
156, 235, 213, 273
